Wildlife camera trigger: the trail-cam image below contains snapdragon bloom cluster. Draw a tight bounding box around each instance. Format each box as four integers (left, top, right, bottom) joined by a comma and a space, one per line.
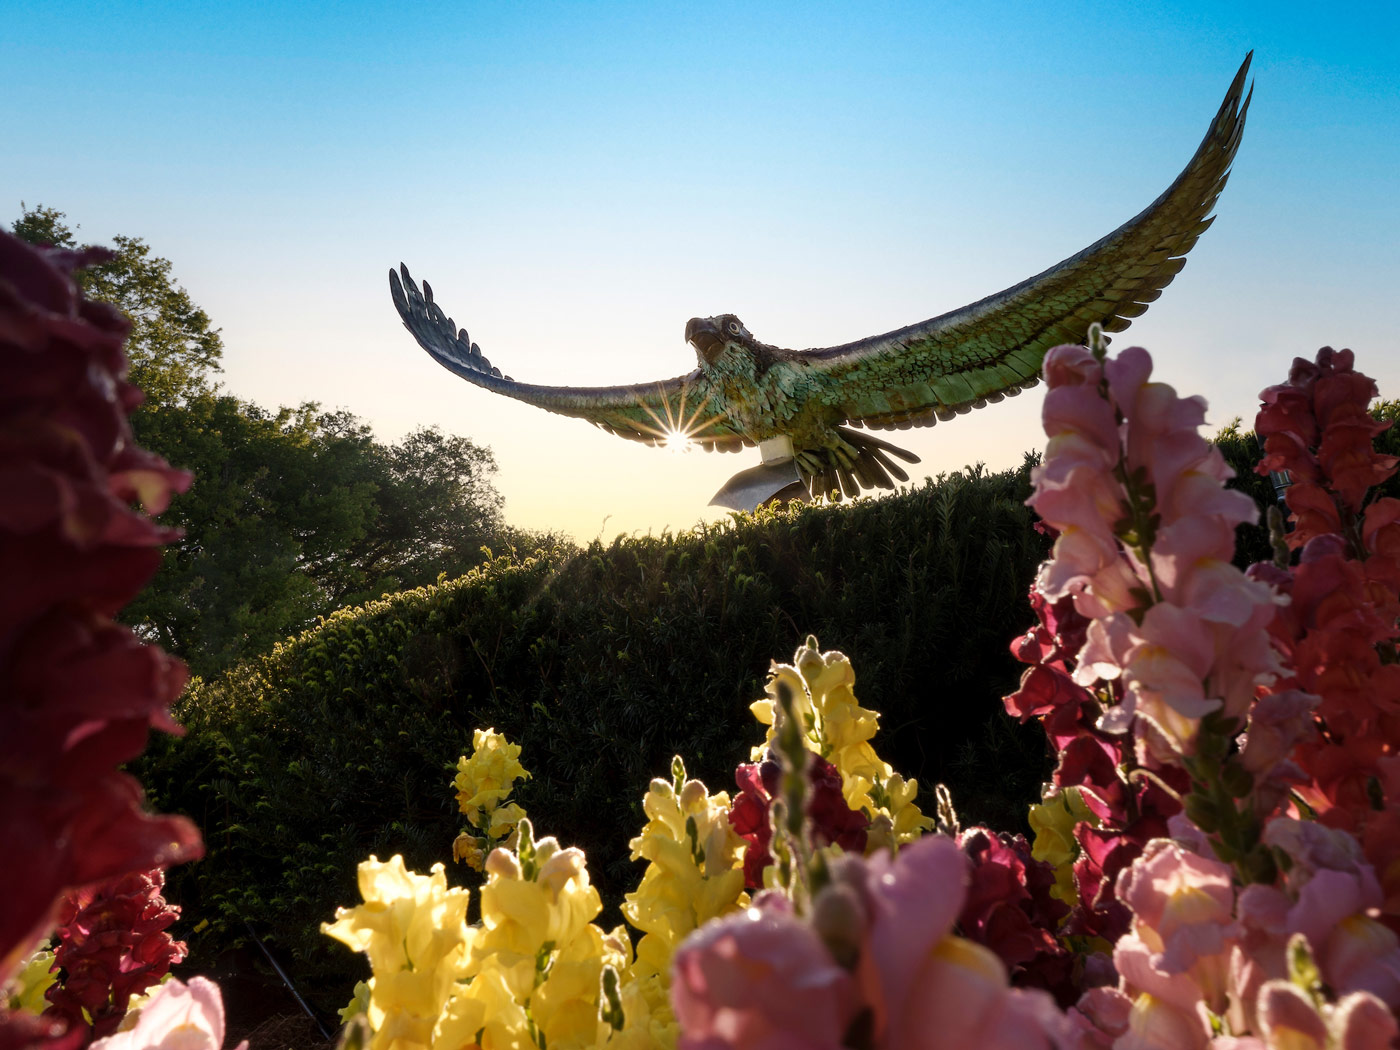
622, 758, 749, 1040
744, 639, 934, 854
42, 870, 187, 1041
452, 728, 531, 870
324, 824, 649, 1050
320, 651, 943, 1050
1029, 340, 1281, 760
1008, 337, 1291, 944
1005, 339, 1400, 1046
1253, 349, 1400, 923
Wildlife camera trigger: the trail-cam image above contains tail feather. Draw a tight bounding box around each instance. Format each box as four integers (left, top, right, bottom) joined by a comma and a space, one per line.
801, 426, 922, 501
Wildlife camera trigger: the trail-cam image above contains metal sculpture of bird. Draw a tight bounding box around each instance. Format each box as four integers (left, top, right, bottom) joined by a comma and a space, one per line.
392, 54, 1252, 511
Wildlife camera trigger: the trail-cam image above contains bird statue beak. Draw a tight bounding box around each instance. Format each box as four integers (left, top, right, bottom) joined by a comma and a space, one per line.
685, 317, 725, 365
708, 435, 808, 512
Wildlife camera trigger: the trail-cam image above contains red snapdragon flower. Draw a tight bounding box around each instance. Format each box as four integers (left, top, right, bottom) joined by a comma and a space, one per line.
43, 870, 188, 1040
1257, 346, 1399, 535
0, 231, 202, 984
1250, 347, 1400, 928
956, 827, 1076, 1005
729, 751, 868, 890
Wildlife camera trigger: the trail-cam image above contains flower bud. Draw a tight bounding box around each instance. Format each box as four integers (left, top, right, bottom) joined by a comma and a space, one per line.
1217, 761, 1251, 797
811, 884, 865, 970
1184, 793, 1220, 833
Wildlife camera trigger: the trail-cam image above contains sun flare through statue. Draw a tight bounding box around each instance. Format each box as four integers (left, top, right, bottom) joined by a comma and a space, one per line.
662, 427, 692, 454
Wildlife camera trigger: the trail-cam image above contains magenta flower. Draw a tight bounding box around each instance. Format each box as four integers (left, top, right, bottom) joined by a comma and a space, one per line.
956, 827, 1075, 1004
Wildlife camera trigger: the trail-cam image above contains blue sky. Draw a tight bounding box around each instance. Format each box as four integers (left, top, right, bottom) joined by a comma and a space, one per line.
5, 2, 1397, 540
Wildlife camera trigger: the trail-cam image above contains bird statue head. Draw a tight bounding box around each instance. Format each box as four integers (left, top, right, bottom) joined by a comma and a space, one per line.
685, 314, 752, 367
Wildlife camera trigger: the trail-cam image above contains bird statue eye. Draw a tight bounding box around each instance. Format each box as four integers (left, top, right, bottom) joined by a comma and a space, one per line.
726, 320, 741, 335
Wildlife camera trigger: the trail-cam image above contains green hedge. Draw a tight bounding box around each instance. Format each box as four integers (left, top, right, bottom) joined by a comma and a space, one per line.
139, 460, 1067, 1005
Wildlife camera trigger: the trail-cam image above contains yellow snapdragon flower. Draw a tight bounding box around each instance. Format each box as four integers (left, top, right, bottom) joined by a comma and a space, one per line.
529, 924, 613, 1050
453, 730, 531, 872
6, 941, 57, 1015
591, 928, 677, 1050
607, 970, 677, 1050
454, 729, 531, 827
452, 829, 626, 1050
473, 842, 603, 963
322, 855, 474, 1050
1028, 786, 1098, 909
622, 768, 748, 988
434, 966, 530, 1050
750, 637, 934, 848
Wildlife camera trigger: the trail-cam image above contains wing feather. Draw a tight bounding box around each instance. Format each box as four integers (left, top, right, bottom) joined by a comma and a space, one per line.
390, 265, 747, 447
806, 53, 1253, 431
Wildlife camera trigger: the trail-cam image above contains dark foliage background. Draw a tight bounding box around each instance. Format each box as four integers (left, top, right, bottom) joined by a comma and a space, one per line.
136, 462, 1056, 1007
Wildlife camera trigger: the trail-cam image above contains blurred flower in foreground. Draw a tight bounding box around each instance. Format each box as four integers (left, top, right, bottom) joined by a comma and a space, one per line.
88, 977, 247, 1050
0, 229, 201, 987
672, 834, 1063, 1049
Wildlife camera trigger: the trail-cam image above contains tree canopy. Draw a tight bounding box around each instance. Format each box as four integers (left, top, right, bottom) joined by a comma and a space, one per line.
13, 205, 223, 404
11, 205, 537, 679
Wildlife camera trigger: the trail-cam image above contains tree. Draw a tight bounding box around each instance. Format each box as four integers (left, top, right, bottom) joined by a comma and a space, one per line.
121, 394, 373, 671
334, 425, 504, 601
123, 392, 514, 679
12, 205, 223, 405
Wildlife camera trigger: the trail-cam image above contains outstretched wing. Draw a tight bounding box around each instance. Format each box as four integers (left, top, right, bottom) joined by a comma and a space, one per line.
805, 53, 1253, 432
390, 266, 749, 450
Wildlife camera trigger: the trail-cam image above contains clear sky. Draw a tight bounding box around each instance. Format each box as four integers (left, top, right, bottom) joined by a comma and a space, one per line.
5, 2, 1397, 542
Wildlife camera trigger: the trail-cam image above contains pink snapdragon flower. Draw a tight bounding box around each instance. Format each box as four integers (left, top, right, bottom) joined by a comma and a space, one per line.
1104, 840, 1239, 1045
672, 836, 1064, 1050
1116, 840, 1237, 978
1227, 821, 1400, 1036
87, 977, 247, 1050
671, 905, 858, 1050
1030, 341, 1282, 758
1252, 977, 1397, 1050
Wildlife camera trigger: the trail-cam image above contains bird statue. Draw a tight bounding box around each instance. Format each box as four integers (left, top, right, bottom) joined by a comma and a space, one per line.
392, 54, 1252, 512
